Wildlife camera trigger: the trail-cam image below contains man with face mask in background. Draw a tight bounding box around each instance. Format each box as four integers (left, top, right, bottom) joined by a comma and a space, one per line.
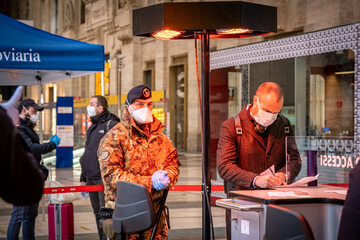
7, 99, 61, 240
79, 95, 120, 240
98, 85, 180, 240
216, 82, 301, 239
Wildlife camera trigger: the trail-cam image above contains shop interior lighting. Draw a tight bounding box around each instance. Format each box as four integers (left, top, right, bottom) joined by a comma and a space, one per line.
334, 71, 355, 75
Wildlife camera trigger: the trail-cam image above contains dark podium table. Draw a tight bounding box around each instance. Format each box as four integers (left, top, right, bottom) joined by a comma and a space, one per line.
216, 185, 347, 240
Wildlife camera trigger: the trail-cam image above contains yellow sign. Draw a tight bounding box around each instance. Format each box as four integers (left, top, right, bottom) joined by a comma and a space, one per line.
106, 95, 118, 105
95, 73, 101, 95
152, 108, 165, 123
73, 90, 165, 108
104, 62, 110, 96
74, 95, 118, 108
120, 90, 165, 104
95, 62, 110, 95
74, 98, 90, 108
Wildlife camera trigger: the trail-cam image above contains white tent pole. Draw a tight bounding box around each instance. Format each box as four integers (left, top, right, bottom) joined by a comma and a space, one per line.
38, 80, 43, 144
38, 79, 46, 222
101, 71, 105, 96
116, 54, 125, 117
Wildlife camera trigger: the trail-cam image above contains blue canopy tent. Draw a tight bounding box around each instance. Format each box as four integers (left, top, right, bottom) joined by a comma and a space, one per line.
0, 13, 104, 85
0, 13, 105, 168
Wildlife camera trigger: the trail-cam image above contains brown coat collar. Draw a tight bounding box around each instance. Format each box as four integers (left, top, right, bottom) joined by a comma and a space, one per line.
239, 105, 282, 154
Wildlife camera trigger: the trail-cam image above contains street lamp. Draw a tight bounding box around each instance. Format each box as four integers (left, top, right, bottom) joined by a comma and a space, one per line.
132, 2, 277, 240
115, 53, 125, 117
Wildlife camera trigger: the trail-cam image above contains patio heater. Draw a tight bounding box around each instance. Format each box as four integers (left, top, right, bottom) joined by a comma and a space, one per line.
132, 2, 277, 239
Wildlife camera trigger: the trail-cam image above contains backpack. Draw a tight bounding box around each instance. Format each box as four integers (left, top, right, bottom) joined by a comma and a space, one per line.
232, 113, 291, 146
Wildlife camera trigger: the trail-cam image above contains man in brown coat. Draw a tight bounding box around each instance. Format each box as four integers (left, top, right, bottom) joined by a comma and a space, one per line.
217, 82, 301, 239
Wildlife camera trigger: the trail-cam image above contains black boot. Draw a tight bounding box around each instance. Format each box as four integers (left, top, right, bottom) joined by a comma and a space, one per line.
96, 215, 108, 240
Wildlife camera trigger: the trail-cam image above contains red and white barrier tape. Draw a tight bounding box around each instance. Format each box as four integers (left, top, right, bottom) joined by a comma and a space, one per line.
43, 185, 104, 194
43, 185, 225, 194
43, 183, 349, 194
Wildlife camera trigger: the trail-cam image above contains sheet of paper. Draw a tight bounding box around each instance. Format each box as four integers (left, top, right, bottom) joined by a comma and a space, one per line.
267, 191, 310, 198
284, 174, 319, 187
260, 165, 275, 176
80, 191, 89, 200
324, 190, 348, 195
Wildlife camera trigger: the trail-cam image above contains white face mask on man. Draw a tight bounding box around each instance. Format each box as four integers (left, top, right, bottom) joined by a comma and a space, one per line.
23, 106, 39, 124
29, 112, 39, 124
253, 99, 278, 127
128, 104, 153, 124
87, 105, 96, 117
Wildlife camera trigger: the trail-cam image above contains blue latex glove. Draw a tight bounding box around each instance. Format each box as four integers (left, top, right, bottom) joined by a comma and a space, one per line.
50, 135, 61, 146
152, 170, 170, 190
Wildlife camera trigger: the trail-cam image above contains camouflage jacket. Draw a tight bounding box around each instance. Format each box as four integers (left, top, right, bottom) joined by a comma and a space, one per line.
98, 109, 180, 209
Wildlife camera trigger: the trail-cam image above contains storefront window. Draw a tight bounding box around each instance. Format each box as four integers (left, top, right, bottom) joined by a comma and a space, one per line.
228, 71, 242, 117
210, 50, 354, 138
210, 50, 354, 179
310, 50, 354, 136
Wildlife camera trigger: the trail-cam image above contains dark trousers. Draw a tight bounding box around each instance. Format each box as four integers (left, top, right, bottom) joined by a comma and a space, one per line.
87, 178, 106, 240
7, 202, 39, 240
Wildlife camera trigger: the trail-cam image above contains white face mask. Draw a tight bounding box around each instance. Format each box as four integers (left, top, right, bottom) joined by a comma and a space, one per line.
253, 100, 278, 127
29, 112, 39, 124
129, 105, 153, 124
23, 106, 39, 124
87, 105, 96, 117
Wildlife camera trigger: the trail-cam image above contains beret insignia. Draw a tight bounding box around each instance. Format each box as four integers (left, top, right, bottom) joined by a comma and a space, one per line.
143, 88, 151, 98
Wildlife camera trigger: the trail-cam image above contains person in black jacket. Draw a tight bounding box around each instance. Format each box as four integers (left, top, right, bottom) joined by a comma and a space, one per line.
0, 87, 45, 206
80, 95, 120, 240
338, 162, 360, 239
7, 98, 60, 240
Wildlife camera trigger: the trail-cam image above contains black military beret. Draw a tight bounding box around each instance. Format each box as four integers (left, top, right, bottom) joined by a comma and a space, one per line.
126, 85, 152, 105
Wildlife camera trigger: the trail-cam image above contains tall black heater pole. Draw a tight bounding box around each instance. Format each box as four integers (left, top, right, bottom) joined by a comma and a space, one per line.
201, 30, 211, 240
132, 4, 277, 240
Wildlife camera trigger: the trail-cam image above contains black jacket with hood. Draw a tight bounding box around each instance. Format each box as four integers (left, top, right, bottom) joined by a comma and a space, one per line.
18, 118, 57, 162
80, 110, 120, 182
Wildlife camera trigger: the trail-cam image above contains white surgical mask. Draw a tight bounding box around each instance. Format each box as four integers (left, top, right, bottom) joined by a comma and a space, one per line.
253, 100, 278, 127
129, 105, 153, 124
23, 106, 39, 124
87, 106, 96, 117
29, 113, 39, 124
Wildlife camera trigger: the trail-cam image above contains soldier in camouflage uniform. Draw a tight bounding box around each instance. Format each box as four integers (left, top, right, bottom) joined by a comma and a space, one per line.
98, 85, 180, 240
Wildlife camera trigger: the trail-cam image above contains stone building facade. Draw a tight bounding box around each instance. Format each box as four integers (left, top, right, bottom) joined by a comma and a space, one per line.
2, 0, 360, 152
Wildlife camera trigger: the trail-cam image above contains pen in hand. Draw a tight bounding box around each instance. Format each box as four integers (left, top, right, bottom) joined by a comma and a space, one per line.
269, 168, 285, 186
269, 167, 276, 177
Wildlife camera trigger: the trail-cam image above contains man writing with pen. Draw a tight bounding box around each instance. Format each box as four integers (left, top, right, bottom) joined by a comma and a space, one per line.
216, 82, 301, 239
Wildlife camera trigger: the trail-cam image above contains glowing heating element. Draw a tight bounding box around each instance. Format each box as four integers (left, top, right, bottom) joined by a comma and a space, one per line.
217, 28, 253, 35
152, 30, 182, 40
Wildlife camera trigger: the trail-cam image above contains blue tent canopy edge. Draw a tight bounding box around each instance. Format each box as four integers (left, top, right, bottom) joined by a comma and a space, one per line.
0, 13, 105, 85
